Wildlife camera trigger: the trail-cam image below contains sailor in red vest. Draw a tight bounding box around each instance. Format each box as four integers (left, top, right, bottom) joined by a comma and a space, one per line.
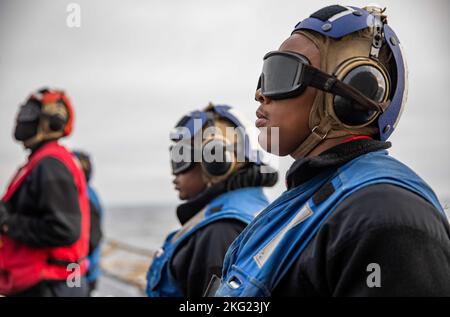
0, 88, 90, 297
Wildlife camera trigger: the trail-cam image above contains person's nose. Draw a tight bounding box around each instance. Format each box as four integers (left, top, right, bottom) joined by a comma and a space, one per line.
255, 88, 270, 104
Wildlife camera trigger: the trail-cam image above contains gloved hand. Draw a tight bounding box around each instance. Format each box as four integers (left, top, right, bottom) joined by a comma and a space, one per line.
0, 202, 10, 231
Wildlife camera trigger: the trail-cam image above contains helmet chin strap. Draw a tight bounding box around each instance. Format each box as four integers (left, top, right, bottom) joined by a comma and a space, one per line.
290, 114, 373, 159
290, 116, 334, 159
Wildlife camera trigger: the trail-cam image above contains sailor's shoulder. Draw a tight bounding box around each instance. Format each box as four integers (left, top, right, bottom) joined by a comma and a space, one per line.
320, 183, 449, 251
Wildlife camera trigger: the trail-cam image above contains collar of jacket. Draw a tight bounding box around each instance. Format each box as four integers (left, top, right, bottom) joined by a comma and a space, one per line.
176, 181, 227, 225
286, 138, 391, 189
29, 139, 59, 156
176, 164, 277, 225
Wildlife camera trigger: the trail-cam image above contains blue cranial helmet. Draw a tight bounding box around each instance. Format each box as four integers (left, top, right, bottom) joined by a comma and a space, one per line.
293, 4, 407, 142
169, 104, 266, 180
286, 5, 408, 158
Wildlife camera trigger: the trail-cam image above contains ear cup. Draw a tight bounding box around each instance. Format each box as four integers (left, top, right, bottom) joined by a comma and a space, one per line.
44, 99, 68, 132
48, 114, 66, 131
332, 59, 390, 127
201, 138, 235, 177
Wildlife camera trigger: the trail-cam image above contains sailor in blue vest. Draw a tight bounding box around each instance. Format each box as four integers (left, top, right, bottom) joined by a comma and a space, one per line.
213, 5, 450, 297
73, 150, 103, 296
146, 104, 278, 297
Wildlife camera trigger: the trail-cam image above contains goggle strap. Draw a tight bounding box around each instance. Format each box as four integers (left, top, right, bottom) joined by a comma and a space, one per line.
302, 64, 385, 113
291, 117, 333, 158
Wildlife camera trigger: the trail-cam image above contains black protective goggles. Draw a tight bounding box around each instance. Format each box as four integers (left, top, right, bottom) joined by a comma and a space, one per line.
169, 142, 200, 175
257, 51, 387, 113
169, 112, 211, 175
16, 100, 41, 123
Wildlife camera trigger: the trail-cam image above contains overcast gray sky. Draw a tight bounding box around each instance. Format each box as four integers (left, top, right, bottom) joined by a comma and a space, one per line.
0, 0, 449, 207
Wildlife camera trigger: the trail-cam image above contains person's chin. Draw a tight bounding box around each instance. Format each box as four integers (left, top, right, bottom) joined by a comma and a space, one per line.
176, 190, 185, 200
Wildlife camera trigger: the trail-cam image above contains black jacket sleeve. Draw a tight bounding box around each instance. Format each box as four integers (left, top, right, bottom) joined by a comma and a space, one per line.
171, 219, 246, 297
6, 157, 82, 248
328, 184, 450, 296
329, 224, 450, 296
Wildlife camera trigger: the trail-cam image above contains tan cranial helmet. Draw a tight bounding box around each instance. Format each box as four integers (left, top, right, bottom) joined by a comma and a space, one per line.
170, 103, 265, 186
290, 5, 394, 158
